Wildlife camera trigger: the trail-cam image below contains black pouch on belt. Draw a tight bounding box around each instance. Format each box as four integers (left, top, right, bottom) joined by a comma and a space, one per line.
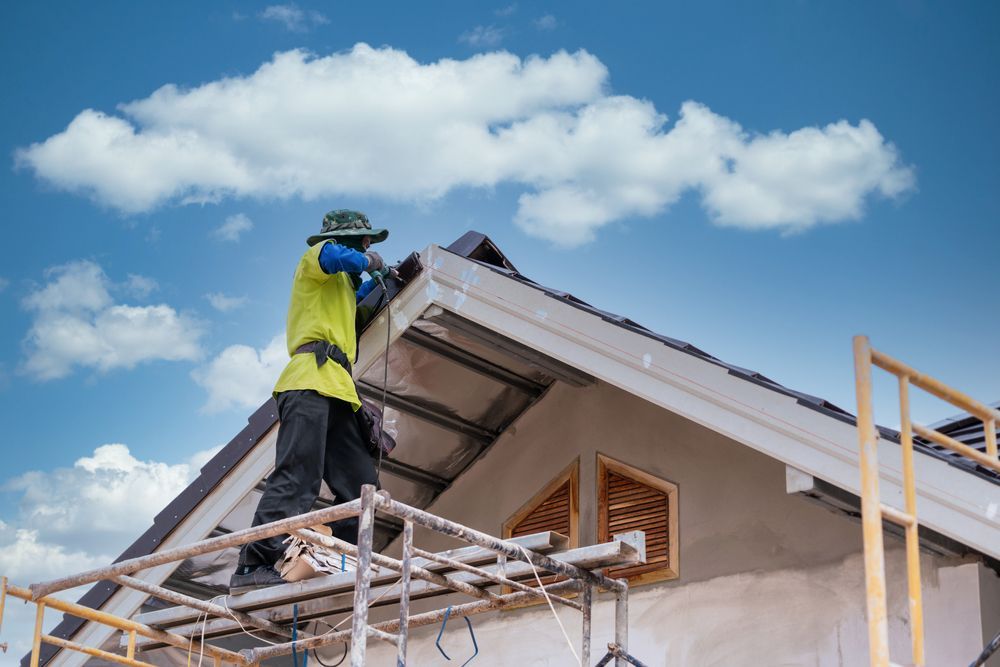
295, 340, 396, 459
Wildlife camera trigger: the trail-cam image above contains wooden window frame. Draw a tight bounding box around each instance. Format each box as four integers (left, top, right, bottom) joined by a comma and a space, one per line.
597, 453, 679, 586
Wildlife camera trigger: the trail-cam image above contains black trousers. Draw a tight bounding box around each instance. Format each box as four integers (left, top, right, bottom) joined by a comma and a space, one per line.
239, 389, 378, 568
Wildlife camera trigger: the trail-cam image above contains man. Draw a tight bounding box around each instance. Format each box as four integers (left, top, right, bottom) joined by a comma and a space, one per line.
230, 209, 389, 594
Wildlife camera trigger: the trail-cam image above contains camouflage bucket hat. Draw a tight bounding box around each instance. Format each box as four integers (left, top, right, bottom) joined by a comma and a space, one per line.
306, 209, 389, 246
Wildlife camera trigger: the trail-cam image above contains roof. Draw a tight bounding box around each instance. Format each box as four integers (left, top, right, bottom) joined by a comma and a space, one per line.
31, 231, 1000, 665
446, 232, 1000, 487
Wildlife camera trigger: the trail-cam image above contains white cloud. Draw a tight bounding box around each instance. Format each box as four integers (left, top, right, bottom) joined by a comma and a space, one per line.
205, 292, 249, 312
459, 25, 505, 47
192, 334, 286, 413
0, 276, 9, 292
0, 526, 108, 587
0, 443, 220, 657
123, 272, 158, 298
21, 260, 203, 380
4, 444, 205, 552
15, 45, 915, 245
259, 3, 329, 31
534, 14, 557, 30
213, 213, 254, 242
495, 4, 517, 17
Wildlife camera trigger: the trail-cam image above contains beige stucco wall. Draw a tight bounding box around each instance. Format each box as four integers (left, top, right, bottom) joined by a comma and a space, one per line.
404, 379, 865, 578
361, 380, 992, 665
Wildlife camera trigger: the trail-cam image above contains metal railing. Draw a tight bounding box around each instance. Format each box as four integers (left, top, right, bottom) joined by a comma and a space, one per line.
853, 335, 1000, 667
2, 484, 644, 667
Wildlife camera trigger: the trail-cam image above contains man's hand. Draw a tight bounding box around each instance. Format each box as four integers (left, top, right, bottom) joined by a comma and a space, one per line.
363, 251, 384, 273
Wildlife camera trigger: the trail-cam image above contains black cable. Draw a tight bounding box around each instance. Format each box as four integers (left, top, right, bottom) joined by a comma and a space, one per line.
309, 621, 348, 667
372, 274, 391, 486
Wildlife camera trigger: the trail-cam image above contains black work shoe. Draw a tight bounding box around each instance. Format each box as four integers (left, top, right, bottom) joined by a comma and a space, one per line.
229, 565, 286, 595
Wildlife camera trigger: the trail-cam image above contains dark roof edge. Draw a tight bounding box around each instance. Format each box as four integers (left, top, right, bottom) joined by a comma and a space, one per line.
446, 231, 519, 274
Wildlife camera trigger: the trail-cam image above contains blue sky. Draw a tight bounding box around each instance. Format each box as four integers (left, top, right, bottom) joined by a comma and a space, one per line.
0, 1, 997, 659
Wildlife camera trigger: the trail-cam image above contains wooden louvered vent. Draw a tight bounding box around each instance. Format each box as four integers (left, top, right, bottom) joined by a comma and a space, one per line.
509, 479, 572, 539
598, 454, 678, 584
503, 461, 579, 588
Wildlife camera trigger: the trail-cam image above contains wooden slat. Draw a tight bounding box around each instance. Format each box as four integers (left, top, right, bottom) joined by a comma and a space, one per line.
608, 485, 662, 500
608, 497, 666, 514
609, 509, 667, 528
516, 515, 569, 532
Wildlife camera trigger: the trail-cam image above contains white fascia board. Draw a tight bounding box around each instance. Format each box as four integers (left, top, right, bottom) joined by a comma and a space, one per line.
423, 246, 1000, 559
354, 267, 435, 377
51, 426, 280, 667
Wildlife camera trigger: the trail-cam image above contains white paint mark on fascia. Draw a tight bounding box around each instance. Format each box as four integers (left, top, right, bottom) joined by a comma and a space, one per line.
425, 280, 441, 301
460, 266, 480, 286
433, 256, 444, 269
392, 312, 410, 331
535, 309, 548, 319
453, 290, 467, 310
642, 353, 652, 369
987, 502, 998, 519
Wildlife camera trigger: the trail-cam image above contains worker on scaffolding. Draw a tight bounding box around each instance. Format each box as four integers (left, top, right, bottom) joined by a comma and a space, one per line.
230, 210, 390, 594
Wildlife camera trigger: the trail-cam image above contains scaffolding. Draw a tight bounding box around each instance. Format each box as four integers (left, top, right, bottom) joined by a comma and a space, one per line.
852, 335, 1000, 667
1, 484, 649, 667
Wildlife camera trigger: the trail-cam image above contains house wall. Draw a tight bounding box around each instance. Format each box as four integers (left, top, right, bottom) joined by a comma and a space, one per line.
364, 380, 991, 665
979, 564, 1000, 666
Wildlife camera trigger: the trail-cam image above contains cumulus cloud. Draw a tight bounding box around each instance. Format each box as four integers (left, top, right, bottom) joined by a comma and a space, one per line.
21, 260, 203, 380
459, 25, 505, 47
205, 292, 249, 312
213, 212, 254, 241
259, 3, 329, 31
3, 444, 214, 556
15, 45, 915, 245
192, 334, 287, 413
0, 443, 219, 656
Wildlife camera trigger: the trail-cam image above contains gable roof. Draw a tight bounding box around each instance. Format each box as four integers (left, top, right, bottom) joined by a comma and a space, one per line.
32, 231, 1000, 666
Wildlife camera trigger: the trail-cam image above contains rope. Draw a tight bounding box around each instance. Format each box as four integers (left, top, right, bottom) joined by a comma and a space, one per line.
220, 577, 404, 655
185, 606, 211, 667
515, 545, 580, 666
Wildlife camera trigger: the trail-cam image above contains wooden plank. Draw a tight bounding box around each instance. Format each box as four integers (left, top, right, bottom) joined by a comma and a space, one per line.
132, 533, 644, 648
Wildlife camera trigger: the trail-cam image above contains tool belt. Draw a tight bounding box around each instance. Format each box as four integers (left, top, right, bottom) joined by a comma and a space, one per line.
294, 340, 396, 459
295, 340, 352, 375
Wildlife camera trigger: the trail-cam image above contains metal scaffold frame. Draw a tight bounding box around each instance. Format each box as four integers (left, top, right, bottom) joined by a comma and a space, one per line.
1, 485, 646, 667
853, 335, 1000, 667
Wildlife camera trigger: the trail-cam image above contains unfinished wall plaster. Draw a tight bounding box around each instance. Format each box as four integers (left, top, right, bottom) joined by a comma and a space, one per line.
360, 550, 983, 666
978, 563, 1000, 666
367, 379, 992, 665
